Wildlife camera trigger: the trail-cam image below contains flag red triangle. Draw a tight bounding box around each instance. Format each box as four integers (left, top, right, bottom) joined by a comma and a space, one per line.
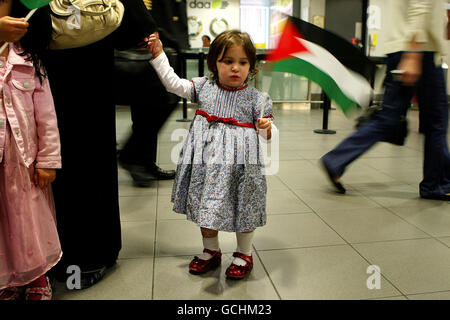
267, 19, 310, 62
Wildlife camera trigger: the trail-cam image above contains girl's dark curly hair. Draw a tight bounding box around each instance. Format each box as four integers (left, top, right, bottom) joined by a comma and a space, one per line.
9, 0, 52, 82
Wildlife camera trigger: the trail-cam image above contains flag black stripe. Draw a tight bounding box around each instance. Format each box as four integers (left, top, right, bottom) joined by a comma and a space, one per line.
288, 16, 375, 84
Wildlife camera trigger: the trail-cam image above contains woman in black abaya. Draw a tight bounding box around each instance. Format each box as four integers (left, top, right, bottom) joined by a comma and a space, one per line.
46, 0, 158, 288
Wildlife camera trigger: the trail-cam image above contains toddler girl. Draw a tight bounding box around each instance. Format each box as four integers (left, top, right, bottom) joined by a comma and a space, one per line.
0, 0, 61, 299
147, 30, 272, 279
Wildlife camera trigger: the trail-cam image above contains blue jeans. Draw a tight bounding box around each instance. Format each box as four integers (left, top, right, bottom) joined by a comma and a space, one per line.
322, 52, 450, 197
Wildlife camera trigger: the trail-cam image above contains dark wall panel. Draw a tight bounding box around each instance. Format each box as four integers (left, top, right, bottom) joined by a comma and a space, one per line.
325, 0, 362, 42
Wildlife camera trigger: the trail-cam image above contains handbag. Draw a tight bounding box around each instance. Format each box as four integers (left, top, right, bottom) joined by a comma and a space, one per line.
114, 47, 180, 106
355, 104, 408, 146
49, 0, 124, 50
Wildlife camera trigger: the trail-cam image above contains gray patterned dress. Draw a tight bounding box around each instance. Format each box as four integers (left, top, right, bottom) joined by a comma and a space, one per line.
171, 77, 273, 232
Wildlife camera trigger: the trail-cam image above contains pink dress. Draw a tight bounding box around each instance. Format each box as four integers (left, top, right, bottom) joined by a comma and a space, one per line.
0, 45, 62, 290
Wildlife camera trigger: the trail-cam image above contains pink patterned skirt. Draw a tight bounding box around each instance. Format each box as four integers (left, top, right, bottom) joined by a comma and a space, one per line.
0, 124, 62, 290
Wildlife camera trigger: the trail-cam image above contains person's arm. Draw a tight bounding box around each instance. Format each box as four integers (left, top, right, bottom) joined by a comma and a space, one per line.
33, 76, 62, 170
148, 33, 192, 99
397, 37, 423, 86
0, 16, 28, 42
113, 0, 158, 51
32, 75, 61, 189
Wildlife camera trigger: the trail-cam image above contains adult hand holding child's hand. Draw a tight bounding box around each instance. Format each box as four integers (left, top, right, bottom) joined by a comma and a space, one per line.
145, 32, 163, 59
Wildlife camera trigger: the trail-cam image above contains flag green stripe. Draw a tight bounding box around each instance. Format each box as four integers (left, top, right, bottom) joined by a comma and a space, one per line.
20, 0, 52, 10
272, 58, 358, 115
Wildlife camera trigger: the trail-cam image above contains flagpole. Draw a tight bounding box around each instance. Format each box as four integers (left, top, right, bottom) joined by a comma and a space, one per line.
0, 8, 38, 55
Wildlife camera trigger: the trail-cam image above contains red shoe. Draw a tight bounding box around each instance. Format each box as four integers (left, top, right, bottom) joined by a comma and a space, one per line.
24, 276, 52, 300
189, 249, 222, 274
225, 252, 253, 280
0, 287, 23, 300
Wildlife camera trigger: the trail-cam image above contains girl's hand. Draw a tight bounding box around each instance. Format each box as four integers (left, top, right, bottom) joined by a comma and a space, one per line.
257, 118, 272, 140
145, 32, 163, 59
33, 168, 56, 189
0, 16, 28, 42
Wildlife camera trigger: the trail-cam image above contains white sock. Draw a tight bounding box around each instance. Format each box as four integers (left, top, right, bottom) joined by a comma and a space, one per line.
233, 231, 254, 266
198, 236, 220, 260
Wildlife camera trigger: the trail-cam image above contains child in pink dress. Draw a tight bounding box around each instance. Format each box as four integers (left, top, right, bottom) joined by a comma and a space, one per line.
0, 0, 62, 300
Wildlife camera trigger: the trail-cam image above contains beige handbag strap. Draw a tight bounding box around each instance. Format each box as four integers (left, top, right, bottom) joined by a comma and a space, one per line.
50, 0, 116, 17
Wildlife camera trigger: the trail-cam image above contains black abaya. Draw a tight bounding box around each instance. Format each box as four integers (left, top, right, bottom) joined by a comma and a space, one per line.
46, 0, 158, 280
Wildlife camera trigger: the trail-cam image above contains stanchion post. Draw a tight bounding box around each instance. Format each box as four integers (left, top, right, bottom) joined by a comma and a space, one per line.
199, 51, 205, 77
314, 93, 336, 134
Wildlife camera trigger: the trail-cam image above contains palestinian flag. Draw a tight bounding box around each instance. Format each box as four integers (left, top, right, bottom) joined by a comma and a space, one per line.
268, 16, 375, 115
20, 0, 52, 10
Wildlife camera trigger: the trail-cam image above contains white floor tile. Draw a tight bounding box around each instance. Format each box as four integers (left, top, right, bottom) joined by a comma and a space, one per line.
55, 105, 450, 300
152, 254, 279, 300
253, 213, 345, 250
354, 239, 450, 295
316, 207, 429, 243
258, 245, 401, 299
53, 258, 153, 300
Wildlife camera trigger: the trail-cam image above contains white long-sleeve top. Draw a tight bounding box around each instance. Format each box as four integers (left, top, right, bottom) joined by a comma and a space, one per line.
149, 52, 193, 100
384, 0, 447, 60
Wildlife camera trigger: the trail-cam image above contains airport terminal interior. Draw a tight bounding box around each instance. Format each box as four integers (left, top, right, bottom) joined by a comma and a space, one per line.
44, 0, 450, 301
52, 101, 450, 300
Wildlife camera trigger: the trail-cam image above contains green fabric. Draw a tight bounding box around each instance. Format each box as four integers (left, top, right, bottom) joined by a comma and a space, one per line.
20, 0, 52, 10
272, 58, 359, 115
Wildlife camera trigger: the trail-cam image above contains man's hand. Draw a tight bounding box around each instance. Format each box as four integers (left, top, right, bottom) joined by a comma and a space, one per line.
0, 16, 28, 43
34, 168, 56, 189
397, 52, 423, 86
397, 34, 423, 86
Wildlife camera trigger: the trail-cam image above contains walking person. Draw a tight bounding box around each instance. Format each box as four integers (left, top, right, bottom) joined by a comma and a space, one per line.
321, 0, 450, 200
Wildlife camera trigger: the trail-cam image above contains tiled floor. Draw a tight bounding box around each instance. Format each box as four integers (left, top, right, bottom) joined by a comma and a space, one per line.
53, 103, 450, 300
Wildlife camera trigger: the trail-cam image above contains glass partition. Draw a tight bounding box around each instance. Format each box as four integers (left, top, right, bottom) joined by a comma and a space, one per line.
254, 60, 309, 102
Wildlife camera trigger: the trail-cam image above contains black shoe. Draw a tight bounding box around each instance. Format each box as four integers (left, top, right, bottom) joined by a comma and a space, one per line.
50, 263, 114, 290
320, 159, 346, 194
420, 193, 450, 201
119, 159, 175, 186
79, 266, 107, 290
146, 164, 176, 180
120, 162, 156, 187
119, 157, 156, 187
